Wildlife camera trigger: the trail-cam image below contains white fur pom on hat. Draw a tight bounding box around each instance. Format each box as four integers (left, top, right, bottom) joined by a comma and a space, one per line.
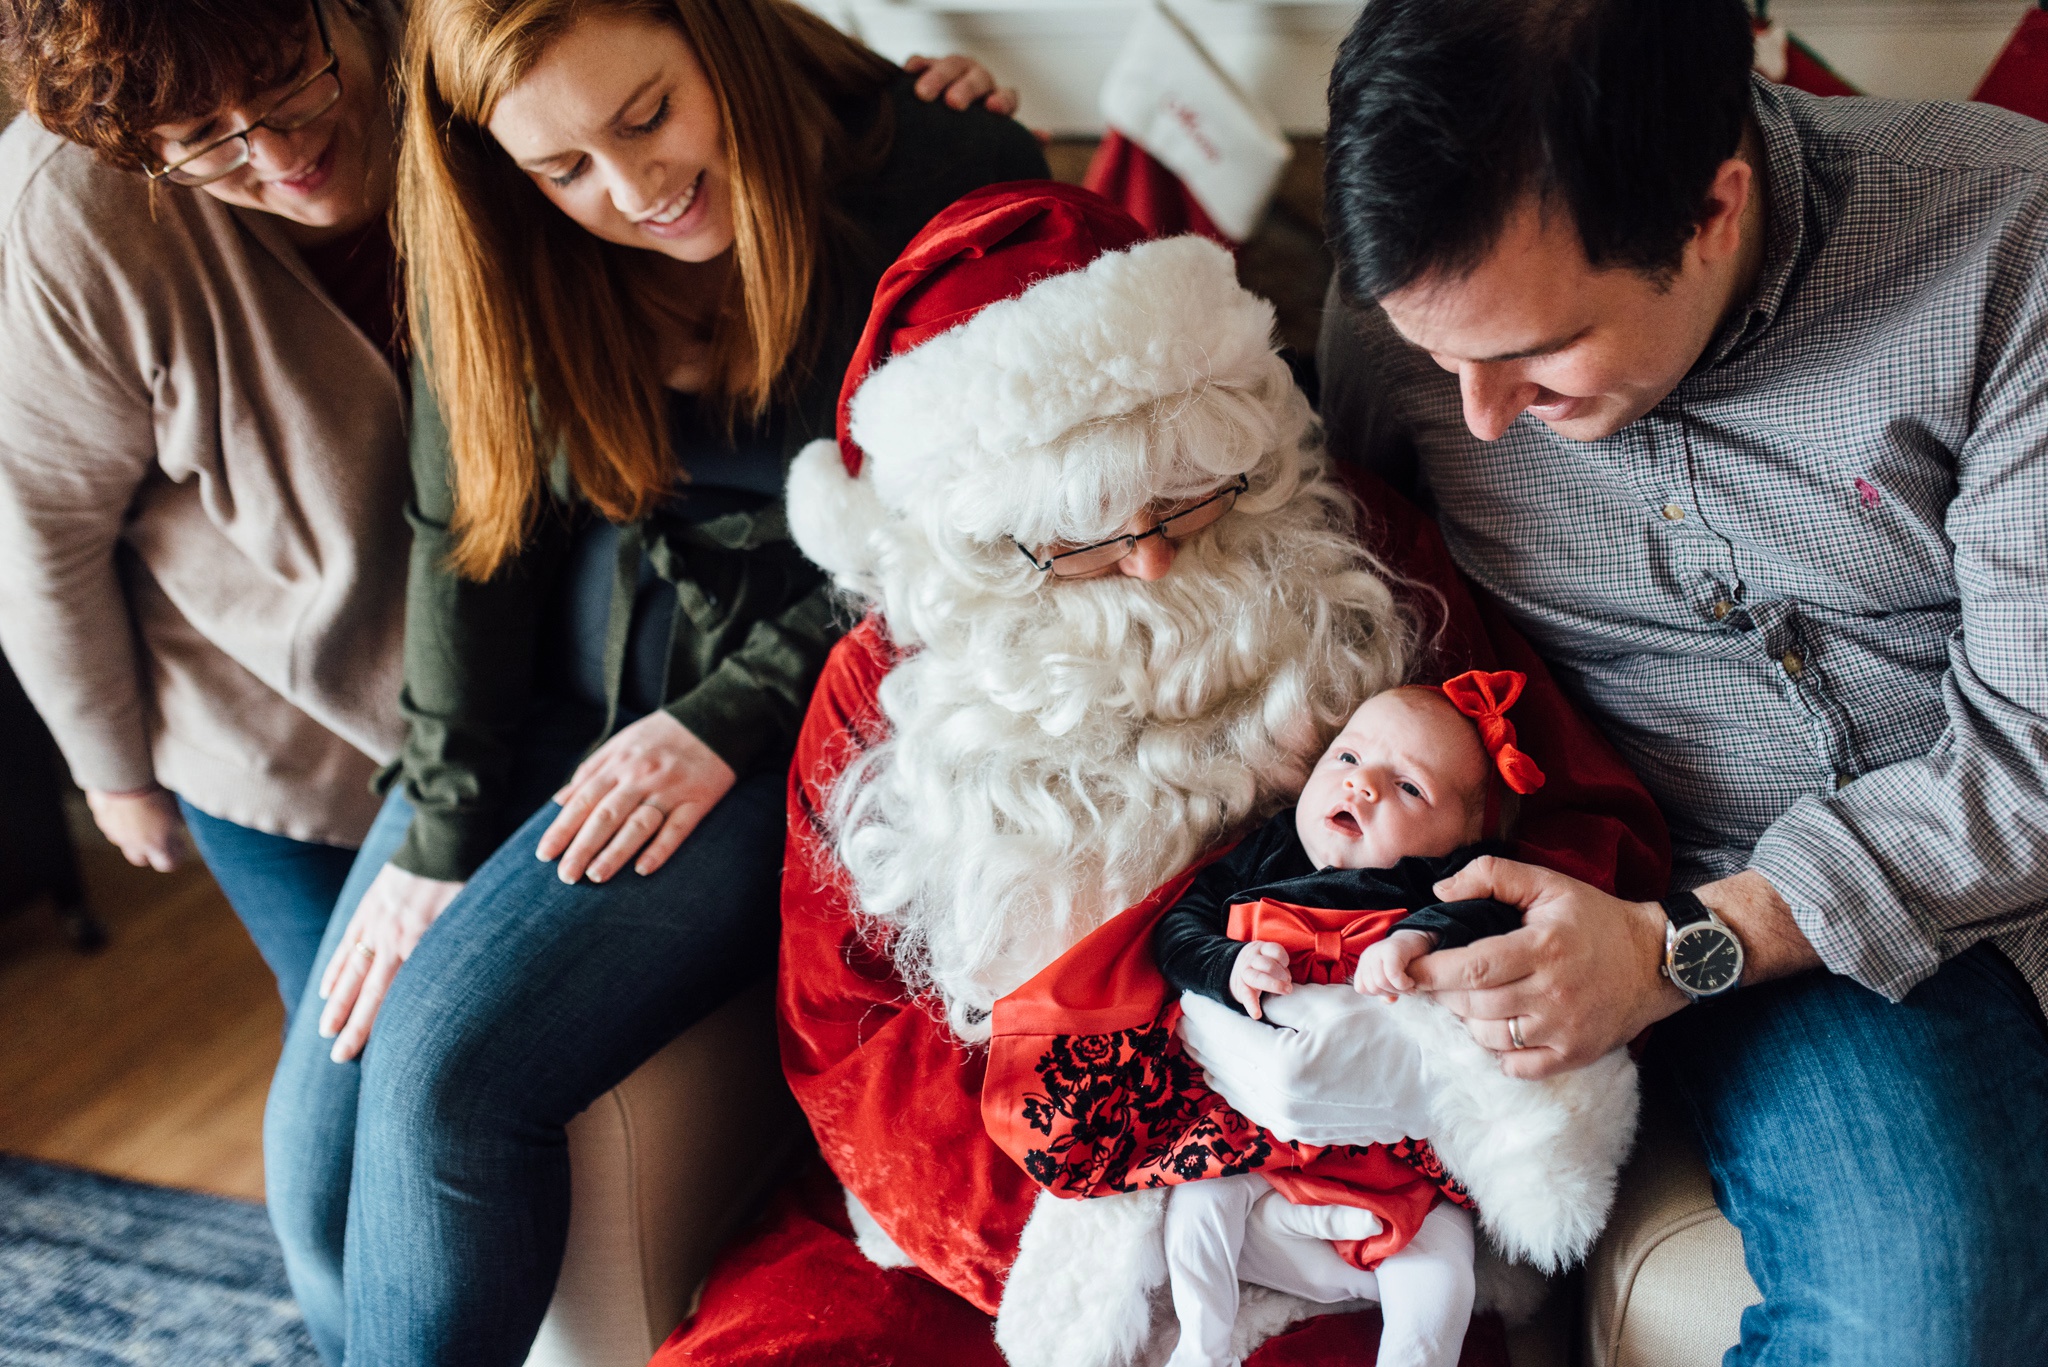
784, 182, 1281, 585
785, 436, 889, 584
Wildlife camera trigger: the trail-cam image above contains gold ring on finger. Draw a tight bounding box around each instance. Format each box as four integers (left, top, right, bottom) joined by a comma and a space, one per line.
1509, 1016, 1527, 1050
356, 942, 376, 959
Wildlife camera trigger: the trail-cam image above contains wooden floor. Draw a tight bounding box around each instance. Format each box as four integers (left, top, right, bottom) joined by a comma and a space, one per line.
0, 801, 278, 1201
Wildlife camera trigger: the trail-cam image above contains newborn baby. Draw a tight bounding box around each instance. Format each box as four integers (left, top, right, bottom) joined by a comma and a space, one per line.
1150, 669, 1546, 1367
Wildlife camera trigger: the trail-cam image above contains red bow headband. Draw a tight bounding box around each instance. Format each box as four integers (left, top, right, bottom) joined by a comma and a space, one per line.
1438, 669, 1547, 797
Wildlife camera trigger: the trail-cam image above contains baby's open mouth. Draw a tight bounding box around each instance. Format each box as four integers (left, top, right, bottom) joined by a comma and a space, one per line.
1327, 809, 1361, 836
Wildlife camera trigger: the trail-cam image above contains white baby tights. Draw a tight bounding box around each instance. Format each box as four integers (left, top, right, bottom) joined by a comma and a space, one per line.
1163, 1172, 1477, 1367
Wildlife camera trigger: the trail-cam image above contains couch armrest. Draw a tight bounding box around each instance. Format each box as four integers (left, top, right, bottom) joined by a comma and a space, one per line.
524, 977, 808, 1367
1585, 1089, 1759, 1367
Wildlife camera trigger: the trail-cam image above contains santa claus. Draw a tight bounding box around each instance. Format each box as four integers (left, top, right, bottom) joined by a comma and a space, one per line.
653, 183, 1667, 1367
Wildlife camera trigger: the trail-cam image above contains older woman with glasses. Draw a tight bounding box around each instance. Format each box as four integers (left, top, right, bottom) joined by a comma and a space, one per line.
0, 0, 412, 1008
0, 0, 1014, 1014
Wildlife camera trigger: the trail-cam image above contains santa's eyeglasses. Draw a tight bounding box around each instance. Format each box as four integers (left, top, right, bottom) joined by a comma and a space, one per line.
1012, 475, 1249, 578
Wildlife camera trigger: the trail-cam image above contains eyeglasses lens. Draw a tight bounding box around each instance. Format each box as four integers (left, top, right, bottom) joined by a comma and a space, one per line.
268, 70, 344, 131
1158, 486, 1239, 539
162, 71, 341, 186
164, 143, 249, 187
1043, 482, 1242, 577
1047, 542, 1135, 578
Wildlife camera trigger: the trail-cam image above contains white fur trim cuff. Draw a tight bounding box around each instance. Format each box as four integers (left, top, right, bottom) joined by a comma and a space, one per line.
842, 1186, 916, 1270
996, 1190, 1167, 1367
1385, 995, 1640, 1273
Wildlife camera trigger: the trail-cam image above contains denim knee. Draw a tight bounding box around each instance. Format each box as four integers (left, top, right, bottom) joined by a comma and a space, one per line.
349, 984, 534, 1184
1734, 1178, 2047, 1367
352, 1030, 467, 1174
1662, 947, 2048, 1367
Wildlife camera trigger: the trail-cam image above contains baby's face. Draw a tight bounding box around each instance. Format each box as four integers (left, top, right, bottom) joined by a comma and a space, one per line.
1295, 689, 1490, 870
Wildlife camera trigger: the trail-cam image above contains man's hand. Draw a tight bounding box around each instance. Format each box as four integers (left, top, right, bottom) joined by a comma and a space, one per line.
1412, 857, 1689, 1078
84, 787, 187, 871
904, 54, 1020, 117
318, 862, 465, 1063
1177, 985, 1435, 1145
536, 711, 736, 884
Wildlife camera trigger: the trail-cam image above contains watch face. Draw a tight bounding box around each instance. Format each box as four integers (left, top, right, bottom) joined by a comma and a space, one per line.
1671, 923, 1743, 996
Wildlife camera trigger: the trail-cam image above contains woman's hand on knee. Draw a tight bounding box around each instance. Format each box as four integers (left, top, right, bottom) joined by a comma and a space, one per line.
535, 711, 736, 885
318, 862, 465, 1063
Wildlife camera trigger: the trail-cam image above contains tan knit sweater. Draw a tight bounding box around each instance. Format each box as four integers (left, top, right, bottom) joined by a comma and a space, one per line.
0, 119, 408, 846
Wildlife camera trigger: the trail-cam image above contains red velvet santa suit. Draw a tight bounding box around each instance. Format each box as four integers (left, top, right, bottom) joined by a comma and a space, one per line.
653, 473, 1665, 1367
651, 184, 1667, 1367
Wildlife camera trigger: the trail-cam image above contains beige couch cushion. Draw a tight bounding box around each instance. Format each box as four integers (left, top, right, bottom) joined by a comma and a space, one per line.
1585, 1092, 1759, 1367
523, 978, 808, 1367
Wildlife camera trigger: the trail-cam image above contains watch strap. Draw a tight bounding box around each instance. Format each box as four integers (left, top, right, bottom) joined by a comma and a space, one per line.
1663, 887, 1713, 930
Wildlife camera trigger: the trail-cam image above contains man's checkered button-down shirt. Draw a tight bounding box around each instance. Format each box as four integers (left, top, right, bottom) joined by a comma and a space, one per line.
1321, 77, 2048, 1015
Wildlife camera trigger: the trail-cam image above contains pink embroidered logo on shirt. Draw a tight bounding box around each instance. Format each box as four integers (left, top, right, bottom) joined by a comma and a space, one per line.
1854, 478, 1881, 509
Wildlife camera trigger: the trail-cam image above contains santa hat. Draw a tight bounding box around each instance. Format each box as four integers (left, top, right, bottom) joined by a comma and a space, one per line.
785, 181, 1285, 586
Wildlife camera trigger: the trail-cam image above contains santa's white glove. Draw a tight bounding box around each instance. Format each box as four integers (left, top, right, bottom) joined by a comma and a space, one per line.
1178, 985, 1434, 1145
1250, 1187, 1383, 1243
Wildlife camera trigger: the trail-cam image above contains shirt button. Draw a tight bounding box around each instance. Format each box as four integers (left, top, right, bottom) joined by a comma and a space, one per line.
1781, 650, 1805, 677
1661, 504, 1686, 521
1712, 600, 1734, 621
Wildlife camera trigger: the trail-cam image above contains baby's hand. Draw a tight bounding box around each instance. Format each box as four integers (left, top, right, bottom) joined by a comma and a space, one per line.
1230, 940, 1294, 1020
1354, 929, 1439, 1001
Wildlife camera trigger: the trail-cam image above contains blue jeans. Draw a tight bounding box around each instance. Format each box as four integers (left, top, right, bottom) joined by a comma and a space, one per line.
261, 771, 785, 1367
1645, 942, 2048, 1366
177, 796, 359, 1020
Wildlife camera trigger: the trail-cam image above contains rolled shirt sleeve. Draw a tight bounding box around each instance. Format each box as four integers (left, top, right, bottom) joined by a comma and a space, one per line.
1749, 244, 2048, 1000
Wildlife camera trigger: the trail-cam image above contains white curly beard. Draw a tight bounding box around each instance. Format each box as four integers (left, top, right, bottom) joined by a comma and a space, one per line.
826, 417, 1412, 1044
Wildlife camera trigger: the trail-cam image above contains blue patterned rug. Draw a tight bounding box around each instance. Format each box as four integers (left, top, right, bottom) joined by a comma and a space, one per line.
0, 1154, 319, 1366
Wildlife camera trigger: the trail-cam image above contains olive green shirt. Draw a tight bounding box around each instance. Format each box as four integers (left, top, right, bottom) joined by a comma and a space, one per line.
389, 79, 1047, 880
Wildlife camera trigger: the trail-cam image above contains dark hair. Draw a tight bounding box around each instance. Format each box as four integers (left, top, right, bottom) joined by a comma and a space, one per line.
0, 0, 360, 172
1324, 0, 1756, 300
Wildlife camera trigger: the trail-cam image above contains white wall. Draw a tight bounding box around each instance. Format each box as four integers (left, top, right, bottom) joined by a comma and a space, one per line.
803, 2, 1361, 134
800, 1, 2039, 133
1770, 0, 2031, 100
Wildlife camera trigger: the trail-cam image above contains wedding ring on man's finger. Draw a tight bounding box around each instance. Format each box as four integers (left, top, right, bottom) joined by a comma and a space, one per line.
1509, 1016, 1528, 1051
638, 799, 668, 819
355, 941, 376, 959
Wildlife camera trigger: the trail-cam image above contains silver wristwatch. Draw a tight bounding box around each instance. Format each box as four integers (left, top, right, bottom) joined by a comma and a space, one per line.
1661, 889, 1744, 1000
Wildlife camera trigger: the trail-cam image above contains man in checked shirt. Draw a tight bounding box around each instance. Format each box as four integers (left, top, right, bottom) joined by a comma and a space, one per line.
1177, 0, 2048, 1360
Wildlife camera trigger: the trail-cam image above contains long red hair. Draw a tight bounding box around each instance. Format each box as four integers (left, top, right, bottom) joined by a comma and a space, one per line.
398, 0, 893, 579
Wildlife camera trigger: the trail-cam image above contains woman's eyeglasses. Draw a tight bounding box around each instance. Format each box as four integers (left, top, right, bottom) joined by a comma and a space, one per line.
1013, 475, 1250, 578
148, 0, 341, 187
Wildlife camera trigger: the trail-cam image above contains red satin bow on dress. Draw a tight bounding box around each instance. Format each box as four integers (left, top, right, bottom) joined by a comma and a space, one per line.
1440, 669, 1547, 796
1226, 900, 1412, 985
